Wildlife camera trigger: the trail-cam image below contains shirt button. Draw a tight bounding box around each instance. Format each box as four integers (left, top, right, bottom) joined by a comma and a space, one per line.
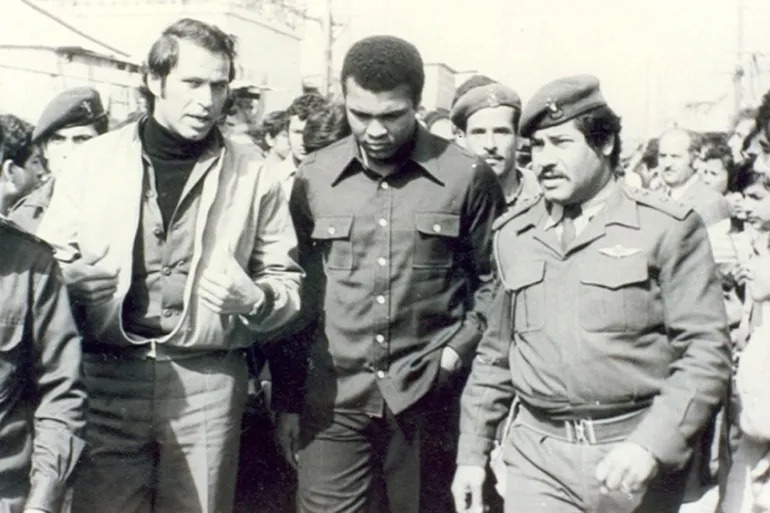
381, 182, 390, 190
162, 309, 173, 317
375, 334, 385, 344
162, 266, 172, 276
433, 224, 442, 233
377, 257, 387, 266
376, 295, 386, 304
327, 226, 336, 235
378, 218, 387, 227
145, 191, 155, 199
376, 370, 386, 379
152, 227, 163, 237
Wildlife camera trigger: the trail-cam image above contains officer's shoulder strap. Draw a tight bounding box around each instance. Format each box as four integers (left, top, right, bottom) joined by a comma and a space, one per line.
623, 185, 691, 220
492, 192, 543, 231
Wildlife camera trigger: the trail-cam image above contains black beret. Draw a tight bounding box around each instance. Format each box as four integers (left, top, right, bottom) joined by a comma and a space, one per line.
450, 83, 521, 130
32, 87, 106, 144
519, 74, 606, 138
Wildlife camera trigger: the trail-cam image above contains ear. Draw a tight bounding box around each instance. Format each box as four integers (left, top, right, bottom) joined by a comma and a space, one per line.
1, 160, 14, 181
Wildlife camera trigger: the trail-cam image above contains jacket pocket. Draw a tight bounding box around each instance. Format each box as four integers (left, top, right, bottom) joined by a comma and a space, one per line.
502, 260, 545, 333
413, 212, 460, 269
579, 254, 651, 332
312, 215, 354, 270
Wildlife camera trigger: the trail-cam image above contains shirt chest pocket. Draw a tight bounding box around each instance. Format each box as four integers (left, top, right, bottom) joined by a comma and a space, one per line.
413, 213, 461, 268
503, 260, 545, 333
579, 255, 651, 332
312, 216, 354, 270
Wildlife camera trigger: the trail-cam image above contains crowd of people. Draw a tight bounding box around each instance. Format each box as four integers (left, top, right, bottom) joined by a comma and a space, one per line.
3, 13, 770, 513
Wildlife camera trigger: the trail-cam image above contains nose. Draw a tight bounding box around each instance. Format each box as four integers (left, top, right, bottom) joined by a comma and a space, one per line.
483, 132, 496, 153
366, 119, 387, 139
194, 85, 214, 109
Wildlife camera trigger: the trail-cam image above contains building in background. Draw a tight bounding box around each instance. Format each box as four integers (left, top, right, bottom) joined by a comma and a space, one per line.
5, 0, 307, 124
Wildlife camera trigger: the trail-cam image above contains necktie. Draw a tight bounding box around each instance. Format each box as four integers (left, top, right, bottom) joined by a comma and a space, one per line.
561, 203, 582, 250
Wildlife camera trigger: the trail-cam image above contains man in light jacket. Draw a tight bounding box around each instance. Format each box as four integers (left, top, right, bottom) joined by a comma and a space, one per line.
38, 18, 302, 513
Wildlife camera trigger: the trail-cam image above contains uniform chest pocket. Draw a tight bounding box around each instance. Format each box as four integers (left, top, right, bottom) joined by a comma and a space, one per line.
413, 213, 460, 268
579, 255, 651, 332
311, 216, 354, 270
502, 260, 545, 333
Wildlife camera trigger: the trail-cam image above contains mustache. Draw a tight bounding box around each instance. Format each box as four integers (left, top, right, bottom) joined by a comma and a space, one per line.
537, 165, 566, 179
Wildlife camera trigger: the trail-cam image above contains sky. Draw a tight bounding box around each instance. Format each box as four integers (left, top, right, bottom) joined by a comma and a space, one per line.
302, 0, 770, 140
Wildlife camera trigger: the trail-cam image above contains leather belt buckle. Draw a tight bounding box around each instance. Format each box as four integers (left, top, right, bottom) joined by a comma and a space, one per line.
565, 418, 597, 444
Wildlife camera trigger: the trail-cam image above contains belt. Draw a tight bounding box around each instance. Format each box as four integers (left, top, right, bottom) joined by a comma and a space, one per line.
82, 341, 233, 362
516, 403, 647, 444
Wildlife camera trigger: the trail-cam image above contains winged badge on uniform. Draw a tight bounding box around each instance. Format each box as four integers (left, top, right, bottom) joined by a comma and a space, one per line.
599, 244, 642, 258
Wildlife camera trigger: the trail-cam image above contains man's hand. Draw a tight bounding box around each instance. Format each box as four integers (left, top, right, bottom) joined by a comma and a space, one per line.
276, 412, 300, 469
199, 256, 264, 315
595, 442, 658, 495
61, 247, 118, 303
437, 346, 462, 385
451, 464, 486, 513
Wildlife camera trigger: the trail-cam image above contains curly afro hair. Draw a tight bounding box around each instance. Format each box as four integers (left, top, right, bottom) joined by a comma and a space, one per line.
341, 35, 424, 106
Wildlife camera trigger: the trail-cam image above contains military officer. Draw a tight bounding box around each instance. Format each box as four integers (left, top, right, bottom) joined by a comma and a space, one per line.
451, 75, 731, 513
451, 82, 539, 209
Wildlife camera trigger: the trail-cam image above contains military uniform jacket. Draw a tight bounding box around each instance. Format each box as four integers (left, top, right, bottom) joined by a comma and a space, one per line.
457, 181, 731, 469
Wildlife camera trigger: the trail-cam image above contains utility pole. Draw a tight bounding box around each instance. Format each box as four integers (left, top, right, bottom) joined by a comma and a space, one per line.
734, 0, 745, 113
321, 0, 333, 97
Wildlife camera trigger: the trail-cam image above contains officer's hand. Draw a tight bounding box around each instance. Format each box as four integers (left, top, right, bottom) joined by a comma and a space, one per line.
61, 247, 118, 303
199, 256, 264, 315
276, 412, 300, 470
596, 442, 658, 495
451, 465, 486, 513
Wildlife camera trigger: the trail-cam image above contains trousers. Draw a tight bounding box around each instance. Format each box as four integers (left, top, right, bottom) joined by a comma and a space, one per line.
503, 415, 689, 513
71, 350, 249, 513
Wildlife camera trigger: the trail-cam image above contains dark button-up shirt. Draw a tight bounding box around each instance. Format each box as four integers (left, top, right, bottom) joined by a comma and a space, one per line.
288, 127, 504, 416
458, 182, 731, 469
122, 145, 215, 338
0, 220, 85, 511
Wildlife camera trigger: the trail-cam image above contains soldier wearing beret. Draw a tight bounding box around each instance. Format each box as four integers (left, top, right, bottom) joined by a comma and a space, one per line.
451, 80, 539, 210
452, 75, 731, 513
8, 87, 108, 233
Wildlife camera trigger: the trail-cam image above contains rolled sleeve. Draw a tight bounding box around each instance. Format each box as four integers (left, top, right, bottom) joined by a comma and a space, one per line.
627, 212, 731, 468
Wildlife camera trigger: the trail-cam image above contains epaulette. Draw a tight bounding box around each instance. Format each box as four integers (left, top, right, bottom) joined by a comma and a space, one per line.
492, 192, 543, 231
0, 217, 52, 250
623, 185, 691, 220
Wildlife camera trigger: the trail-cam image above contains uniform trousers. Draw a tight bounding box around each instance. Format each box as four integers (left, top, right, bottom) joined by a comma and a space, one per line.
503, 415, 689, 513
71, 350, 249, 513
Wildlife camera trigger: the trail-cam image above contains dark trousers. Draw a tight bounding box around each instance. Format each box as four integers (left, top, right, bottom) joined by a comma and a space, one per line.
503, 416, 689, 513
72, 351, 249, 513
297, 399, 455, 513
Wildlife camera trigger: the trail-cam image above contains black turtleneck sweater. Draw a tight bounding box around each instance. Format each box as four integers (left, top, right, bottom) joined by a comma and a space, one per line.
140, 117, 214, 230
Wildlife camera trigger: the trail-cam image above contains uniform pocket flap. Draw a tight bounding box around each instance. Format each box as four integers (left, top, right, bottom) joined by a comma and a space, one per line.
581, 255, 648, 289
502, 260, 545, 291
415, 212, 461, 238
312, 215, 353, 240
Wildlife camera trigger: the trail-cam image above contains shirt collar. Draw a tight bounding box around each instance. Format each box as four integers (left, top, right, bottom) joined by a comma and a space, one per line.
544, 177, 617, 231
275, 155, 298, 182
331, 125, 445, 186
